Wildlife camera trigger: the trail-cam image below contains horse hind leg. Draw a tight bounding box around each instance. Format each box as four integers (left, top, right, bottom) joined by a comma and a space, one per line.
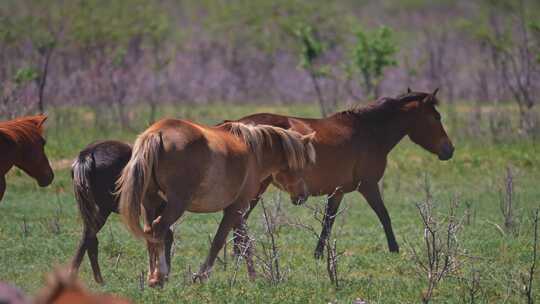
233, 218, 256, 280
147, 190, 189, 288
314, 191, 344, 259
233, 177, 271, 258
72, 210, 110, 284
164, 228, 174, 272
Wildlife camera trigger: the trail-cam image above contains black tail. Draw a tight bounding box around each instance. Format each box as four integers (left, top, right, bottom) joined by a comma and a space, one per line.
72, 152, 100, 233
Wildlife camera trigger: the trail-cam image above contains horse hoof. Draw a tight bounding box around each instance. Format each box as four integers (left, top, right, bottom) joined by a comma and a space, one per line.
313, 249, 324, 260
94, 275, 104, 285
291, 196, 307, 206
192, 272, 209, 283
148, 277, 163, 288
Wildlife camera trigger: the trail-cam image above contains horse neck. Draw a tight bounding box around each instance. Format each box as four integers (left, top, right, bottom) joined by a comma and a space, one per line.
254, 142, 287, 178
347, 111, 412, 155
377, 116, 411, 154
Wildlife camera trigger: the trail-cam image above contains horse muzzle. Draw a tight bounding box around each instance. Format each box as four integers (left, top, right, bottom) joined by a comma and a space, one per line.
438, 142, 454, 161
38, 171, 54, 187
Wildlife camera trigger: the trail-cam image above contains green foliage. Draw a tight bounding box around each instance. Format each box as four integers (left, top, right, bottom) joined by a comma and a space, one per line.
530, 20, 540, 63
13, 67, 39, 85
351, 26, 398, 96
296, 24, 325, 70
198, 0, 349, 55
67, 0, 174, 63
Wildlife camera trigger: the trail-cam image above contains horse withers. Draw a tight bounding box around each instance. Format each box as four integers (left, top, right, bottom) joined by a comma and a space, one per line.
0, 115, 54, 202
232, 88, 454, 257
117, 119, 316, 287
70, 140, 172, 284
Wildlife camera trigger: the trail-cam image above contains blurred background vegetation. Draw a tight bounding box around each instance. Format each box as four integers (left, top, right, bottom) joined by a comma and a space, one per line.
0, 0, 539, 138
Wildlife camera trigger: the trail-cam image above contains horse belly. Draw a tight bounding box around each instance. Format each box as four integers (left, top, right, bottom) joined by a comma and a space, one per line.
186, 154, 244, 213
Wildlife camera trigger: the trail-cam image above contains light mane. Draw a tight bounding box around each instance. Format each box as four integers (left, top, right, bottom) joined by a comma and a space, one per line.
227, 122, 316, 170
0, 115, 45, 145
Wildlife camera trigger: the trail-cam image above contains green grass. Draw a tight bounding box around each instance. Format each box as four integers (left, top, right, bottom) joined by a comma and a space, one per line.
1, 103, 539, 303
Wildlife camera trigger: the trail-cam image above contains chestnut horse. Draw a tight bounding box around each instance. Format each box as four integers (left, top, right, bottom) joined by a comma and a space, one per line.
0, 115, 54, 202
70, 140, 171, 284
118, 119, 315, 287
34, 268, 132, 304
232, 89, 454, 257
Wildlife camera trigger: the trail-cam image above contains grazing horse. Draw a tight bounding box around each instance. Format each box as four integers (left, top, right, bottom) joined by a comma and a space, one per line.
0, 115, 54, 202
70, 140, 171, 284
232, 89, 454, 257
118, 119, 316, 287
34, 268, 132, 304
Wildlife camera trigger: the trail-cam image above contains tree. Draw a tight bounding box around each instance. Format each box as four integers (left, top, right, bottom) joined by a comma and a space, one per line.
474, 0, 540, 133
296, 24, 335, 117
350, 26, 398, 99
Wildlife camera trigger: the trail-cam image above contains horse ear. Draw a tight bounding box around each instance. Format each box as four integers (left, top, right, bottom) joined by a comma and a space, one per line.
301, 132, 316, 144
36, 115, 48, 128
407, 87, 412, 93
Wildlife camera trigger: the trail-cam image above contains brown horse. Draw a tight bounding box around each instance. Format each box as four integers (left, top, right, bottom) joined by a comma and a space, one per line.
117, 119, 315, 287
0, 115, 54, 202
34, 268, 132, 304
70, 140, 171, 284
232, 89, 454, 257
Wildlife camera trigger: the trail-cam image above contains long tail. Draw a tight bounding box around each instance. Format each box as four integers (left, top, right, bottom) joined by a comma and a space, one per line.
72, 153, 100, 233
117, 131, 162, 241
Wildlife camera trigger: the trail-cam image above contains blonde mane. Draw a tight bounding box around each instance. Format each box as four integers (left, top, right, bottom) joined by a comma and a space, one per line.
227, 122, 316, 170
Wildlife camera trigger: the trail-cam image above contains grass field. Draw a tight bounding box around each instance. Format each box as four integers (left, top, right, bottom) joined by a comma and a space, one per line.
1, 103, 539, 303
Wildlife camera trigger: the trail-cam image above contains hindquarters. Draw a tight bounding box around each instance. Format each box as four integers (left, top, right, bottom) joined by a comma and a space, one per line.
72, 141, 132, 232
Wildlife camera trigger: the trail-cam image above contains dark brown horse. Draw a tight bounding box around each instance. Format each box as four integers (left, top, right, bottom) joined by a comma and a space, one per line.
118, 120, 315, 287
70, 140, 172, 284
232, 89, 454, 257
0, 115, 54, 202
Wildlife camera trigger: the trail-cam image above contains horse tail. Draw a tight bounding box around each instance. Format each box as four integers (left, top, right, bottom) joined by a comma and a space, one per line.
117, 131, 162, 241
72, 152, 100, 233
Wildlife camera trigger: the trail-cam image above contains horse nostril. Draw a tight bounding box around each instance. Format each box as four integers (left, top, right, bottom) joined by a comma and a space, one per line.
439, 143, 454, 160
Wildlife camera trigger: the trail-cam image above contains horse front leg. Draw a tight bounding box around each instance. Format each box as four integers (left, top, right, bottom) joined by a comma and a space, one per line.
0, 176, 5, 202
195, 204, 245, 282
358, 181, 399, 253
314, 191, 344, 259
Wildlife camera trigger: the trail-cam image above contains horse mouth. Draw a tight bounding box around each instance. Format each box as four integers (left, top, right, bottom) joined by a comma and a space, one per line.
438, 143, 454, 161
38, 172, 54, 187
438, 149, 454, 161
